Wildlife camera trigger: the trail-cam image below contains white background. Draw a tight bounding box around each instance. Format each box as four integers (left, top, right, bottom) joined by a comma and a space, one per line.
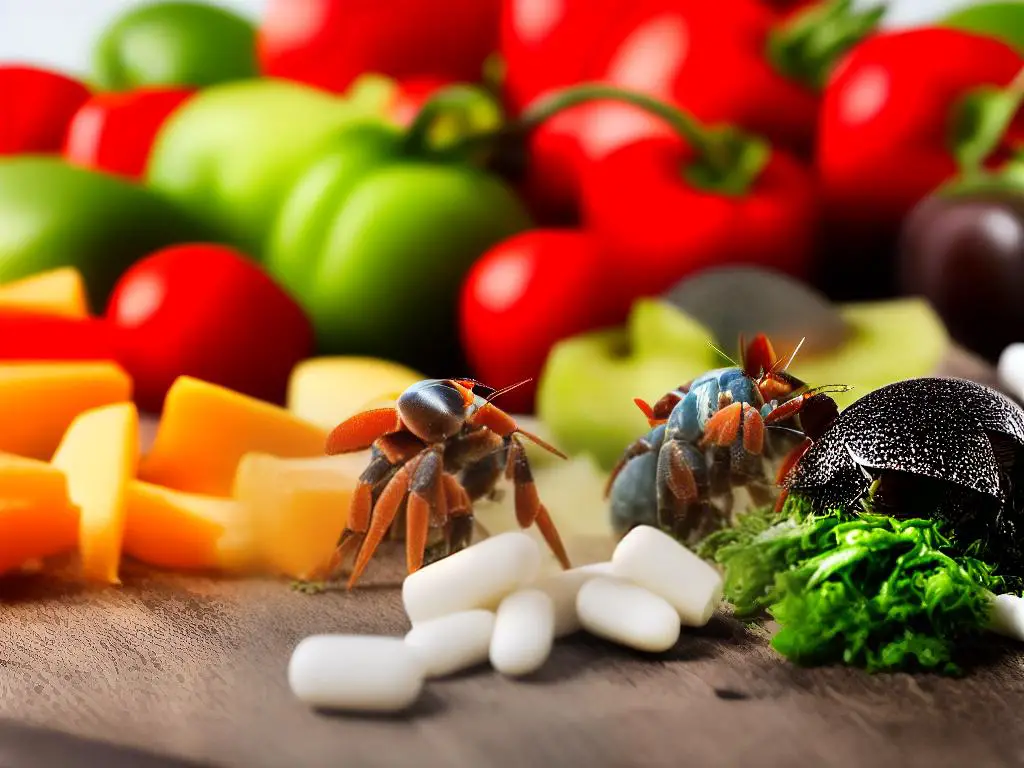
0, 0, 1006, 78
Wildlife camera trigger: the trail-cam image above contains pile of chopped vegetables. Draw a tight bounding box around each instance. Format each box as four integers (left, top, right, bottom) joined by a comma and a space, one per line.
698, 496, 1004, 675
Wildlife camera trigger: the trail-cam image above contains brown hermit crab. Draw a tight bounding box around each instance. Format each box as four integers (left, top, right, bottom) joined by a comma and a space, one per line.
324, 378, 571, 588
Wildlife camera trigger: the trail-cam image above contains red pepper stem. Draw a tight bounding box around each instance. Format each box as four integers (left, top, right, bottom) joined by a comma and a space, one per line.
517, 83, 733, 175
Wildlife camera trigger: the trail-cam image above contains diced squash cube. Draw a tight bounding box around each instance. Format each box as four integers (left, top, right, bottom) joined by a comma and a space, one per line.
0, 453, 79, 575
0, 267, 90, 318
124, 481, 256, 572
0, 362, 132, 460
51, 402, 139, 584
139, 376, 328, 496
286, 357, 423, 430
233, 453, 365, 580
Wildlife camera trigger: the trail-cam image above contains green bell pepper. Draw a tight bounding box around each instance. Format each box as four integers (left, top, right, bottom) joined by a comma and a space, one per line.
0, 157, 210, 308
146, 78, 390, 257
92, 0, 258, 91
264, 94, 531, 372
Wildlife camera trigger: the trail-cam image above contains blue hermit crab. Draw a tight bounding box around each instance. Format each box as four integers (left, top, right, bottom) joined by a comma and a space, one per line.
606, 334, 844, 545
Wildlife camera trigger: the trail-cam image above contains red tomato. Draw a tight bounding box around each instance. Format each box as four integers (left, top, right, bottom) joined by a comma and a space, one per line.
258, 0, 501, 93
459, 230, 625, 414
63, 88, 194, 179
0, 66, 90, 155
581, 137, 818, 304
105, 244, 314, 412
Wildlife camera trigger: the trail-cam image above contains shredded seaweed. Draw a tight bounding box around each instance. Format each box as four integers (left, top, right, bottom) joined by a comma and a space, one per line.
701, 496, 1003, 675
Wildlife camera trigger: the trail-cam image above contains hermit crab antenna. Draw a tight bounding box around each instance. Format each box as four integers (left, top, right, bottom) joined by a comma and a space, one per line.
705, 339, 739, 368
486, 378, 532, 403
779, 337, 806, 373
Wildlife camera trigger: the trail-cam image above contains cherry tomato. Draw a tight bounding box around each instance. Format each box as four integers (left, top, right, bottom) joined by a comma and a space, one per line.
105, 244, 314, 412
459, 230, 625, 413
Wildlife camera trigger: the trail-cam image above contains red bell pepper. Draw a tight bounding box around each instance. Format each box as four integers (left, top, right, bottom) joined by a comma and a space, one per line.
63, 88, 195, 179
459, 230, 624, 414
0, 312, 117, 360
0, 66, 91, 155
516, 0, 880, 221
819, 28, 1024, 233
258, 0, 501, 94
816, 28, 1024, 297
499, 0, 626, 116
568, 86, 818, 304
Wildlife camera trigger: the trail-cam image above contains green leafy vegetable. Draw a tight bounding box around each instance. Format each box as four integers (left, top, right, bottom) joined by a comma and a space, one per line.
701, 496, 1002, 675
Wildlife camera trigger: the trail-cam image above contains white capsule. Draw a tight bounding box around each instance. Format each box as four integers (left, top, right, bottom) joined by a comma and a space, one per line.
489, 589, 555, 676
576, 577, 681, 653
533, 563, 613, 637
288, 635, 424, 712
611, 525, 723, 626
988, 594, 1024, 641
403, 532, 542, 624
404, 610, 496, 678
998, 344, 1024, 399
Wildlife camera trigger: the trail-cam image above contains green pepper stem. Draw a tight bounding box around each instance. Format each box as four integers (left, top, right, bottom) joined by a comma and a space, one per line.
951, 63, 1024, 180
516, 83, 735, 176
768, 0, 885, 90
402, 84, 502, 158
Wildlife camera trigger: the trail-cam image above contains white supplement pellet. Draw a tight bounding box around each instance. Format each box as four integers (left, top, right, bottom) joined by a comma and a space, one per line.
404, 610, 496, 678
533, 564, 612, 638
403, 532, 542, 624
576, 577, 681, 653
489, 589, 555, 676
611, 525, 723, 626
573, 561, 614, 576
988, 594, 1024, 641
288, 635, 424, 712
998, 343, 1024, 399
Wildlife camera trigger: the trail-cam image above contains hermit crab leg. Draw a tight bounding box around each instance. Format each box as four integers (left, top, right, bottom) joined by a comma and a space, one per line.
506, 437, 571, 569
347, 455, 422, 589
468, 401, 567, 459
406, 448, 445, 573
326, 407, 403, 454
441, 473, 475, 554
604, 435, 657, 498
655, 439, 708, 540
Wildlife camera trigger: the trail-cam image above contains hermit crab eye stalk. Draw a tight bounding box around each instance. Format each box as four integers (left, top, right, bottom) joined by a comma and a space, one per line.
396, 379, 469, 443
453, 378, 497, 399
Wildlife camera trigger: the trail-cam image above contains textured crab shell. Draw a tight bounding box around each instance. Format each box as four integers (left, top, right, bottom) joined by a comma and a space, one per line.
665, 367, 762, 443
782, 377, 1024, 509
609, 424, 666, 534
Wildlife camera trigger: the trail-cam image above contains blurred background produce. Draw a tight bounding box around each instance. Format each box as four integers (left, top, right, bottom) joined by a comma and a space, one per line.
0, 0, 1020, 492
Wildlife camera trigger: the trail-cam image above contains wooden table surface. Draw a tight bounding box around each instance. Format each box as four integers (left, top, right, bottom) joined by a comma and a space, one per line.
1, 346, 1021, 768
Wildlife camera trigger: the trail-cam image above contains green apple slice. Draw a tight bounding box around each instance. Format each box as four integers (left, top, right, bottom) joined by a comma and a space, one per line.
536, 299, 718, 469
788, 298, 948, 410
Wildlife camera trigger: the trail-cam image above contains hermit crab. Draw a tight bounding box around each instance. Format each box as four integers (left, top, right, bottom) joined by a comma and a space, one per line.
324, 378, 570, 588
779, 376, 1024, 573
606, 334, 843, 545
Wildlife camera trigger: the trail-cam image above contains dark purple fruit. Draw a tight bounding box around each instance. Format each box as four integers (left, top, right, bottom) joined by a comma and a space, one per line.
899, 188, 1024, 362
